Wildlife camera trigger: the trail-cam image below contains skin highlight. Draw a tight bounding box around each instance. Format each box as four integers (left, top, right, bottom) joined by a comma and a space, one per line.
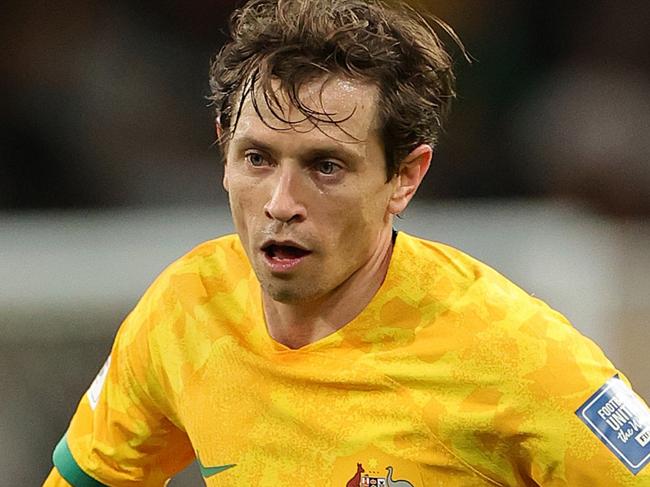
222, 76, 431, 349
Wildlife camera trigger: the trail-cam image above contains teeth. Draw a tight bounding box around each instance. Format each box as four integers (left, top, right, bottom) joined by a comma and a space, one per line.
275, 246, 300, 259
265, 244, 307, 259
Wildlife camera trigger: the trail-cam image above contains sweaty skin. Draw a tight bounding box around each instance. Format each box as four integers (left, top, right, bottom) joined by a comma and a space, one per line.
222, 76, 431, 349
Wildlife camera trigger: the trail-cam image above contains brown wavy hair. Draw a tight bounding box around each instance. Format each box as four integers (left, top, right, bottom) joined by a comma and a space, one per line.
209, 0, 464, 178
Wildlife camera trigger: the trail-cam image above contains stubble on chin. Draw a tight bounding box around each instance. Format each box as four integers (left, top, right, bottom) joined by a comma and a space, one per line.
264, 284, 305, 305
261, 277, 319, 305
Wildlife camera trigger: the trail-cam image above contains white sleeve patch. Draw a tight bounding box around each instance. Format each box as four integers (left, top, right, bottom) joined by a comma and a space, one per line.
87, 355, 111, 410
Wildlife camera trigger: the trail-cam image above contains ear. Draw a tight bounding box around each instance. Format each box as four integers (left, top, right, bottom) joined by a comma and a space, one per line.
222, 170, 230, 192
216, 120, 223, 141
388, 144, 432, 214
216, 121, 230, 192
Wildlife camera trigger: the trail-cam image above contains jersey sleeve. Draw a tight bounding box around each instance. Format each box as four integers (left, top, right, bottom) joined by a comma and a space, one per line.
448, 257, 650, 486
48, 281, 195, 486
43, 467, 72, 486
514, 306, 650, 485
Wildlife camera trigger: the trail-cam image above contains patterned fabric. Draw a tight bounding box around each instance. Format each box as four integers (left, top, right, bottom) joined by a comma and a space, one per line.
45, 232, 650, 486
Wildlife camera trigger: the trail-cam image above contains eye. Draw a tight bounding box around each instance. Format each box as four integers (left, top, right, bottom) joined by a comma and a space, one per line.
316, 160, 340, 175
245, 152, 267, 167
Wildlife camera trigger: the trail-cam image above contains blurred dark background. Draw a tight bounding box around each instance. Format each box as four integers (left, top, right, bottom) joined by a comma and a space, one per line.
3, 0, 649, 216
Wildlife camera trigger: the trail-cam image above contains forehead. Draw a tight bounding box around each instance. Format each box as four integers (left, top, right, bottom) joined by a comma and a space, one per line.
232, 76, 380, 144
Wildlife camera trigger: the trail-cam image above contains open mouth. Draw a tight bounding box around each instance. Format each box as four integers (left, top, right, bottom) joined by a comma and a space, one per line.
262, 244, 311, 260
260, 241, 312, 273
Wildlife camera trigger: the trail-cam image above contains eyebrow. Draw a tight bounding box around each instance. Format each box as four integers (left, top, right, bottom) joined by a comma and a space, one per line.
230, 135, 275, 154
231, 135, 364, 163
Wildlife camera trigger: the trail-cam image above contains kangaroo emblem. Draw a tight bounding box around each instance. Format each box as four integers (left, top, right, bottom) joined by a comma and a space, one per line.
346, 463, 365, 487
385, 466, 414, 487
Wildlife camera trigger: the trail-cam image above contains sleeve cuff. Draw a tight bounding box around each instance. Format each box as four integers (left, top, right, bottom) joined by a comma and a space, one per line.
52, 435, 107, 487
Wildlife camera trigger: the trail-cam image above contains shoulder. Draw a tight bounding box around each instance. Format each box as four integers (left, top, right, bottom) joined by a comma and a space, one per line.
111, 234, 254, 413
397, 232, 615, 370
394, 233, 644, 483
124, 233, 254, 330
118, 234, 252, 360
393, 231, 540, 318
394, 232, 620, 414
134, 233, 251, 307
394, 231, 518, 290
160, 233, 250, 285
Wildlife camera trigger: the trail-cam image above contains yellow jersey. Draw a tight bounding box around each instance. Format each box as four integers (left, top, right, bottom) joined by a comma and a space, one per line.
44, 232, 650, 486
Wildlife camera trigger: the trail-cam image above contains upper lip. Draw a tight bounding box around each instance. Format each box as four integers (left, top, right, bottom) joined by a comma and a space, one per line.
260, 239, 310, 252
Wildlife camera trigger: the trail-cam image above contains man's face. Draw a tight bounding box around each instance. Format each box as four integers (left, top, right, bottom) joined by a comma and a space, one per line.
223, 76, 398, 304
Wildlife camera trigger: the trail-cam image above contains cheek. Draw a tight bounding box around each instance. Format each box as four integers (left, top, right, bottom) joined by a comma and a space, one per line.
322, 184, 391, 248
227, 181, 259, 235
352, 182, 394, 227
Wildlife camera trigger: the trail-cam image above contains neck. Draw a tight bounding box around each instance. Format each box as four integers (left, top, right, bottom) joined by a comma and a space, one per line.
262, 227, 394, 349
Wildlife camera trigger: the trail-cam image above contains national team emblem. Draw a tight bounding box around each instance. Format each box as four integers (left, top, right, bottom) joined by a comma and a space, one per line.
345, 462, 415, 487
332, 446, 421, 486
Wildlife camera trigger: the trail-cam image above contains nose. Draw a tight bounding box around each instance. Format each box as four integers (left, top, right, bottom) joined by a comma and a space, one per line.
264, 166, 307, 224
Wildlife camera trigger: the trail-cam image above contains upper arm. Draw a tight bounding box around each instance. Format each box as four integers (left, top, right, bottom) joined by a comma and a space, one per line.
50, 296, 195, 486
513, 312, 650, 485
43, 467, 72, 487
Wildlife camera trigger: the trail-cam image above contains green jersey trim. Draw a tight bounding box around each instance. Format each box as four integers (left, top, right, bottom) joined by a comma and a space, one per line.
197, 454, 236, 478
53, 435, 107, 487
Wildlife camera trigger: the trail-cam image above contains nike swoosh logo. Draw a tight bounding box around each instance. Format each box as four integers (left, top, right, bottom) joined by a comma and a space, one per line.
197, 455, 236, 478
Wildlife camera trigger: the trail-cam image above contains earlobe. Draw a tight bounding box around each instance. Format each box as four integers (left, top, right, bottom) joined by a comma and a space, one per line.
388, 144, 432, 215
217, 121, 229, 192
222, 168, 229, 192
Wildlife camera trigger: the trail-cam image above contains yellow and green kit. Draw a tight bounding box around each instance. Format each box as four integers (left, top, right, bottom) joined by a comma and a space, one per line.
45, 233, 650, 486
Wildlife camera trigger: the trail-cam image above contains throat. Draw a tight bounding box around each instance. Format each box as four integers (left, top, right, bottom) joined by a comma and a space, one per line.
262, 234, 395, 349
261, 292, 340, 349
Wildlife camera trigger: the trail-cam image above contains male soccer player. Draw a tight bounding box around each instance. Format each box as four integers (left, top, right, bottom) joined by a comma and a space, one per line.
45, 0, 650, 485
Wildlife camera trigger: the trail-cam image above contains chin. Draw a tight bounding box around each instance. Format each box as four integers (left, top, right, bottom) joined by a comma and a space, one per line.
264, 282, 321, 304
